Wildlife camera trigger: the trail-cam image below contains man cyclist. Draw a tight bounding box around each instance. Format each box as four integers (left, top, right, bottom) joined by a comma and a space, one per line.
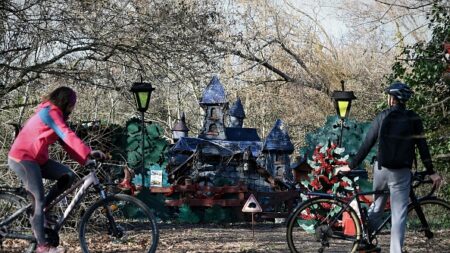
336, 82, 442, 253
8, 86, 105, 253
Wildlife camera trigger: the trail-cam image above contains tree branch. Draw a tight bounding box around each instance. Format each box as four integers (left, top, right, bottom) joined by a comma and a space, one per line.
0, 101, 40, 111
435, 153, 450, 161
422, 96, 450, 110
229, 48, 294, 82
277, 40, 315, 80
374, 0, 434, 10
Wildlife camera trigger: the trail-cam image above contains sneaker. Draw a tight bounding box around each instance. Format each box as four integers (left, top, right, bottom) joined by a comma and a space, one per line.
357, 242, 381, 253
35, 244, 65, 253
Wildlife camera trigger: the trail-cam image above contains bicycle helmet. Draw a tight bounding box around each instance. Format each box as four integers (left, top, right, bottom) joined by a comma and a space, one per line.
385, 81, 413, 101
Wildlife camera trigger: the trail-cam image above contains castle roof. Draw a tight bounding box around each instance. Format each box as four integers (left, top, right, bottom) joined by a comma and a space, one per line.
172, 112, 189, 132
229, 97, 245, 118
225, 128, 260, 141
199, 76, 228, 104
263, 119, 294, 153
171, 137, 263, 157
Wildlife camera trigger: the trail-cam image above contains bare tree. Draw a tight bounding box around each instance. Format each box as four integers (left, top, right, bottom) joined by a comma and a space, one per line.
0, 0, 223, 111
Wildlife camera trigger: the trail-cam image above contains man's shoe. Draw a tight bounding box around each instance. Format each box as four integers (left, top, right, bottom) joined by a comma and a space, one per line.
35, 244, 65, 253
357, 242, 381, 253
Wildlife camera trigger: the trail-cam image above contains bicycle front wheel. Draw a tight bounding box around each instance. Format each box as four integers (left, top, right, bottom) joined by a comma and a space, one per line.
404, 198, 450, 251
286, 197, 361, 253
79, 194, 159, 253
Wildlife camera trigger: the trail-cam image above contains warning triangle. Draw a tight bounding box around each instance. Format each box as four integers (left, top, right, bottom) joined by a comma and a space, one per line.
242, 194, 262, 213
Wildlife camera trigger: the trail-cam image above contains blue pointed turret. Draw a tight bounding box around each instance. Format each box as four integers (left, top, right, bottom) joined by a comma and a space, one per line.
199, 76, 228, 140
263, 119, 294, 153
199, 76, 228, 105
229, 97, 245, 119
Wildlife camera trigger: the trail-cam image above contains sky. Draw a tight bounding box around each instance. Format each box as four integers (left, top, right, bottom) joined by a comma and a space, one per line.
286, 0, 350, 38
283, 0, 430, 45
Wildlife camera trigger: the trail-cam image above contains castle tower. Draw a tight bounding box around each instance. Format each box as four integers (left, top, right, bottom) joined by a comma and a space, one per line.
229, 97, 245, 128
198, 76, 228, 140
262, 119, 295, 181
172, 112, 189, 142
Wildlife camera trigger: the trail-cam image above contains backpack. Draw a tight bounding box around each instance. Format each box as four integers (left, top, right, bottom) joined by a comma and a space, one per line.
377, 109, 416, 169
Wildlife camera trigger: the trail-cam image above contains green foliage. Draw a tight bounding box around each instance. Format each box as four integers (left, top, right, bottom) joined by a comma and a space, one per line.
388, 1, 450, 177
203, 205, 233, 223
299, 115, 376, 170
301, 143, 372, 208
177, 204, 201, 224
126, 118, 169, 181
135, 189, 173, 221
302, 143, 355, 194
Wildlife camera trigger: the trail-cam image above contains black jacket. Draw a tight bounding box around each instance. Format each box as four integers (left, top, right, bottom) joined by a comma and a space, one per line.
349, 104, 434, 174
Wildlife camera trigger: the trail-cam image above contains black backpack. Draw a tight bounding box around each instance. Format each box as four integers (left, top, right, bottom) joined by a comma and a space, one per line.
377, 109, 416, 169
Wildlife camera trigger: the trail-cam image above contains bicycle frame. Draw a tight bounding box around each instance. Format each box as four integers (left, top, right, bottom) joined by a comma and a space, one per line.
303, 188, 392, 246
0, 163, 109, 241
46, 166, 106, 232
304, 173, 432, 243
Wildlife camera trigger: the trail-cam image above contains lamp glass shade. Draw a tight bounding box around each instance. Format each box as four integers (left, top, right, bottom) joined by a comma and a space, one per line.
337, 100, 349, 118
137, 92, 150, 110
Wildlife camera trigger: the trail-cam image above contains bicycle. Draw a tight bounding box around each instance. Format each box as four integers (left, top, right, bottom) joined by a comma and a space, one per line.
286, 170, 450, 252
0, 159, 159, 253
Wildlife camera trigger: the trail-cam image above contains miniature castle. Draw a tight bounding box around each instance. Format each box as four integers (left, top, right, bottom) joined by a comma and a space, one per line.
168, 76, 294, 191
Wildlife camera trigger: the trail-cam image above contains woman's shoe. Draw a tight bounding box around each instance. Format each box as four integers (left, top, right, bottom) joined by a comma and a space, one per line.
35, 244, 65, 253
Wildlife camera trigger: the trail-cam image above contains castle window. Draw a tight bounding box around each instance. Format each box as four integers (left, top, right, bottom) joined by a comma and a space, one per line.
208, 123, 219, 135
210, 108, 218, 119
275, 153, 285, 164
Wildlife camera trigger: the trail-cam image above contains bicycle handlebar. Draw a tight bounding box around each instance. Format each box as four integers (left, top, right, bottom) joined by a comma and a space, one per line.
412, 171, 436, 197
412, 171, 433, 186
84, 159, 100, 170
337, 169, 436, 197
85, 152, 111, 169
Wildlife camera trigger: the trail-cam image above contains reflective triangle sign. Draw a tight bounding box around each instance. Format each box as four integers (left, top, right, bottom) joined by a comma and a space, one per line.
242, 194, 262, 213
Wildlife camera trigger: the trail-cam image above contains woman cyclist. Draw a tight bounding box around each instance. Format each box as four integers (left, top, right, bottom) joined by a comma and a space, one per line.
8, 86, 105, 253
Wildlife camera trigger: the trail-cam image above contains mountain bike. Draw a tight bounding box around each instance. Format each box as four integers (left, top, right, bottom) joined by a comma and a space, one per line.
0, 159, 159, 253
286, 170, 450, 252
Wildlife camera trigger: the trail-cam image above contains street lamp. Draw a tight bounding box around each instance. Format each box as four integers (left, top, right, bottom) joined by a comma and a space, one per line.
130, 82, 155, 187
331, 80, 356, 147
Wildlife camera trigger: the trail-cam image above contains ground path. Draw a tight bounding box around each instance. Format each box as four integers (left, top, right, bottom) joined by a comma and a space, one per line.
57, 222, 450, 252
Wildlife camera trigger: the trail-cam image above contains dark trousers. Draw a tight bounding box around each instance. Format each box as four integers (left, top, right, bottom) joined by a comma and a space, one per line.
8, 158, 76, 245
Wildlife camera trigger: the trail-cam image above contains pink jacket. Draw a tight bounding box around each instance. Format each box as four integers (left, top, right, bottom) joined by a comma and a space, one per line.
9, 101, 91, 165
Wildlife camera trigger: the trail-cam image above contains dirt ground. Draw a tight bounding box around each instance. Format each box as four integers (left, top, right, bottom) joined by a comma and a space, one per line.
154, 222, 450, 253
5, 222, 449, 252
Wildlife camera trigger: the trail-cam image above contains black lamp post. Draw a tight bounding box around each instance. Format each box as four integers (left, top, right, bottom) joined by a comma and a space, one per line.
332, 81, 356, 147
130, 82, 155, 187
